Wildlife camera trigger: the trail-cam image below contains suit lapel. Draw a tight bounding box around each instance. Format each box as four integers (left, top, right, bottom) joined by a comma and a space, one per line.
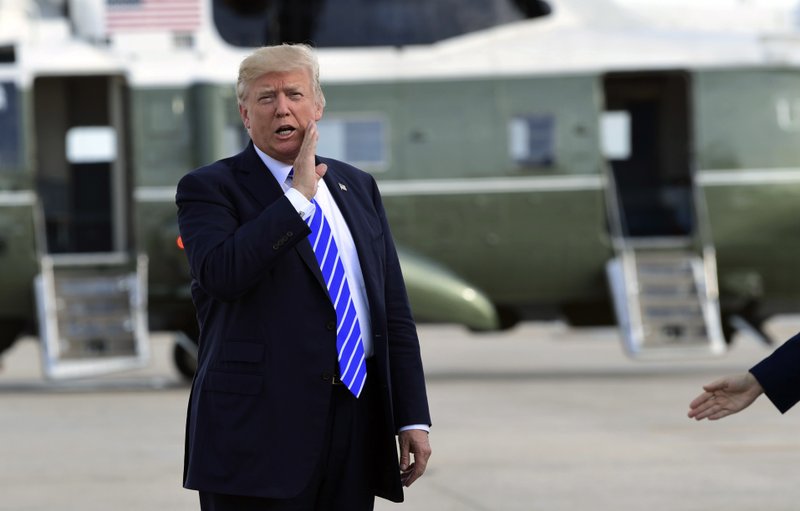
297, 233, 326, 294
234, 142, 284, 209
234, 143, 326, 291
323, 165, 376, 285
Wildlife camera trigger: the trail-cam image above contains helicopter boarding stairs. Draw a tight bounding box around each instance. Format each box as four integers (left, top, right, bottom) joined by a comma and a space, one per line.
35, 253, 149, 379
602, 157, 726, 359
606, 244, 726, 358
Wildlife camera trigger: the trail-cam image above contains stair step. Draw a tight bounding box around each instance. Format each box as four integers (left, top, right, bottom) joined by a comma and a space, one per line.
606, 247, 725, 358
644, 316, 706, 330
58, 338, 137, 358
639, 283, 695, 295
35, 255, 149, 379
640, 290, 700, 303
641, 300, 703, 313
54, 276, 131, 297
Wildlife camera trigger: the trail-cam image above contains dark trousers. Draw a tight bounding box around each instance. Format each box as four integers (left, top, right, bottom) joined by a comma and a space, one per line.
199, 367, 377, 511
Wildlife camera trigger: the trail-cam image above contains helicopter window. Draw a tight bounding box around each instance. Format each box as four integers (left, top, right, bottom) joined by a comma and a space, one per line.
0, 45, 14, 63
149, 96, 186, 133
600, 111, 632, 160
508, 114, 555, 167
66, 126, 118, 164
775, 97, 800, 132
220, 87, 250, 155
317, 116, 387, 171
213, 0, 550, 48
32, 0, 68, 18
0, 82, 21, 171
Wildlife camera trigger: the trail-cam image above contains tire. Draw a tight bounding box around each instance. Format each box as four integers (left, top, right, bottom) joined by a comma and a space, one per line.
0, 319, 25, 358
172, 334, 198, 381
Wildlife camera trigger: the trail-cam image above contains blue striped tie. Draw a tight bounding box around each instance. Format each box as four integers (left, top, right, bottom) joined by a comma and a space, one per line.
306, 198, 367, 398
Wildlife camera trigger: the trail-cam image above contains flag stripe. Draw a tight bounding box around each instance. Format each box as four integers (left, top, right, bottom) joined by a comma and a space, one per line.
106, 0, 201, 33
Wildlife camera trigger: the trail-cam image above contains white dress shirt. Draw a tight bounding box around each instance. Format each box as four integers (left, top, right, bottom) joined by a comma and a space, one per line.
254, 147, 429, 434
254, 146, 373, 358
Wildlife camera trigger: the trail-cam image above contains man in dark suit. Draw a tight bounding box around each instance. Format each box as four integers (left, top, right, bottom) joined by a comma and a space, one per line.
688, 332, 800, 420
176, 43, 432, 510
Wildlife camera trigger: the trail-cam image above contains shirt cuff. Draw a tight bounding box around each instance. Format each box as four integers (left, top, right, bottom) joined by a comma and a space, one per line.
285, 188, 314, 220
398, 424, 430, 434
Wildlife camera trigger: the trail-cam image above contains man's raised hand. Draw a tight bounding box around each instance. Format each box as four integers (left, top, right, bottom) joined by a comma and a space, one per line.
292, 121, 327, 200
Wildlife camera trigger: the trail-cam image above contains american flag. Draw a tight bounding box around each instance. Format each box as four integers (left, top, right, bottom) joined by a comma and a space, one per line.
106, 0, 202, 33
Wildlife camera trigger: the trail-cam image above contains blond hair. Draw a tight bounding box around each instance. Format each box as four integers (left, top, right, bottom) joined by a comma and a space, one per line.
236, 44, 326, 108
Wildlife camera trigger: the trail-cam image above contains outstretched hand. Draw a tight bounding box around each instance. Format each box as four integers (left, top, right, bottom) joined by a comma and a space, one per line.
292, 121, 328, 200
688, 372, 764, 421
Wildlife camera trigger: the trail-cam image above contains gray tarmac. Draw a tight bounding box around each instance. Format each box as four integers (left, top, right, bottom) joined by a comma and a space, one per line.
2, 319, 800, 511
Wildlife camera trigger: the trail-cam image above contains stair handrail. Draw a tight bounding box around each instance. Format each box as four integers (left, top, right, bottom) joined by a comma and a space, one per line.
688, 161, 720, 301
601, 159, 630, 253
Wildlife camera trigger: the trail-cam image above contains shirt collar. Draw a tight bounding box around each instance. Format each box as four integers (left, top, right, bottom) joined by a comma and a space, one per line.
253, 144, 293, 186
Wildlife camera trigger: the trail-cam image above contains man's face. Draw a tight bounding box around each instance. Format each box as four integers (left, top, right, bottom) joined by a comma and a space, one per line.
239, 69, 324, 164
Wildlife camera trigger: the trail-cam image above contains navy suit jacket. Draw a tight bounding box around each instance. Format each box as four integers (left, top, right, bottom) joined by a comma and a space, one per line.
750, 332, 800, 414
176, 142, 430, 502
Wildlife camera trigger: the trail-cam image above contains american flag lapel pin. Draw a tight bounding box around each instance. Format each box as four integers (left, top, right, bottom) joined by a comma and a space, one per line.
338, 183, 348, 192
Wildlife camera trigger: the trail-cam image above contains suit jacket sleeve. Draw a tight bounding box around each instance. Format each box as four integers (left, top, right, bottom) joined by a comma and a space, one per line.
750, 331, 800, 414
369, 177, 432, 428
176, 165, 310, 302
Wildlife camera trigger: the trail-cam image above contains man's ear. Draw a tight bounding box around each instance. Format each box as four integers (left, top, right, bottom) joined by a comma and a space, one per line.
239, 103, 250, 129
314, 101, 324, 121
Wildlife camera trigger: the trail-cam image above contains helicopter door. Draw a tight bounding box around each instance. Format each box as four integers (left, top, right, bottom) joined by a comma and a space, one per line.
600, 71, 724, 358
32, 75, 149, 379
603, 72, 695, 239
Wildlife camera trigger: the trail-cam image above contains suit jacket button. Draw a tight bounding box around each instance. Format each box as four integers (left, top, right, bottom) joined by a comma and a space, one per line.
272, 244, 279, 250
321, 372, 332, 382
326, 320, 336, 331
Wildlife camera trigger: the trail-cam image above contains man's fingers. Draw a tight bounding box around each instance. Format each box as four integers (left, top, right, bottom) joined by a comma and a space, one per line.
696, 405, 729, 421
403, 443, 430, 487
398, 437, 410, 471
688, 391, 725, 419
290, 122, 322, 199
689, 403, 717, 420
401, 461, 425, 487
689, 391, 742, 421
298, 121, 318, 155
688, 379, 729, 418
689, 392, 714, 410
294, 121, 318, 174
401, 463, 417, 486
397, 430, 431, 487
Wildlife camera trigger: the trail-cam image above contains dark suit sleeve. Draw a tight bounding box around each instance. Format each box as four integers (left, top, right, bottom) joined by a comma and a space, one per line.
176, 169, 310, 302
750, 332, 800, 414
370, 178, 432, 428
